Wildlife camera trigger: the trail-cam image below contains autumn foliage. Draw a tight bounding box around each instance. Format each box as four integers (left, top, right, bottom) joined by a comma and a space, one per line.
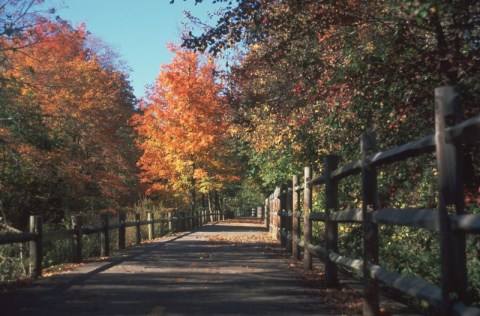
183, 0, 480, 308
1, 9, 139, 226
133, 45, 238, 201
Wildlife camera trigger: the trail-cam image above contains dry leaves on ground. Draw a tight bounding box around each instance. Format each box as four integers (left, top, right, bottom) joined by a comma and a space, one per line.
222, 218, 265, 225
287, 257, 364, 315
207, 234, 275, 244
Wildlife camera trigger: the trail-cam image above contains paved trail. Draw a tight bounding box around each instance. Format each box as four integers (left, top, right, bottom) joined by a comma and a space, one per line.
1, 222, 331, 315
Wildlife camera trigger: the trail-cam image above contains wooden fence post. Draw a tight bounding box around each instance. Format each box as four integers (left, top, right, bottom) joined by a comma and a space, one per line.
71, 215, 83, 263
324, 155, 339, 288
304, 166, 313, 270
135, 213, 141, 245
286, 179, 293, 253
274, 187, 281, 241
268, 195, 273, 235
202, 194, 207, 225
147, 212, 154, 240
265, 197, 270, 229
435, 85, 467, 315
204, 206, 207, 224
168, 211, 173, 231
29, 215, 43, 277
179, 211, 184, 232
361, 132, 379, 316
160, 213, 165, 236
176, 210, 180, 231
292, 175, 301, 260
177, 211, 182, 231
219, 195, 224, 222
280, 183, 287, 247
175, 211, 180, 231
101, 214, 110, 257
118, 212, 126, 250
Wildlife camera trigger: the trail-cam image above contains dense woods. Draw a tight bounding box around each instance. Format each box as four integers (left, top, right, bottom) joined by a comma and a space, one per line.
183, 0, 480, 196
0, 1, 140, 228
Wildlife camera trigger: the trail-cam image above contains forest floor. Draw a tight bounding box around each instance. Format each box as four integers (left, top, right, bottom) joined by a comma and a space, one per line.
0, 219, 419, 315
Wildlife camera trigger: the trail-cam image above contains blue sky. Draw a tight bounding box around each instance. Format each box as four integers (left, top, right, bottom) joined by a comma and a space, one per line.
54, 0, 224, 99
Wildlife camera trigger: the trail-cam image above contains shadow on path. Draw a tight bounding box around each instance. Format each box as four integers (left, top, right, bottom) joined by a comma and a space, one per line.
0, 222, 331, 316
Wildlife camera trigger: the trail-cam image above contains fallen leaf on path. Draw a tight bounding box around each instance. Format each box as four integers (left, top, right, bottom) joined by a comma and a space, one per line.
287, 257, 363, 315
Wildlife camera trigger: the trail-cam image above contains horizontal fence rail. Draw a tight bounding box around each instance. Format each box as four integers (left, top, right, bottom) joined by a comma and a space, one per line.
0, 209, 224, 278
264, 86, 480, 316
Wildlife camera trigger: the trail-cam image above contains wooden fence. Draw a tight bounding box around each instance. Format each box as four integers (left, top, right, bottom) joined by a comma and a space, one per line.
234, 207, 264, 218
264, 86, 480, 316
0, 209, 222, 278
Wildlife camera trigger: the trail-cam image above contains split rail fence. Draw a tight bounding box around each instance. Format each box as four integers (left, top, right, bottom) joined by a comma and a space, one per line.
0, 209, 222, 278
264, 86, 480, 316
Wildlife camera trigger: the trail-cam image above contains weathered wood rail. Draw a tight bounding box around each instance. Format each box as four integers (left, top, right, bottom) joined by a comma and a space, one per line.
0, 209, 222, 278
264, 86, 480, 316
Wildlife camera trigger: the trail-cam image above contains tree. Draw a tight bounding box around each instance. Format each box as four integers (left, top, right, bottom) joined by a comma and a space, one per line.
1, 17, 140, 226
183, 0, 480, 190
133, 45, 238, 207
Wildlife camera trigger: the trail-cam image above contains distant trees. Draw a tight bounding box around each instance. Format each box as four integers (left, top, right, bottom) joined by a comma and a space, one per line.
132, 45, 239, 207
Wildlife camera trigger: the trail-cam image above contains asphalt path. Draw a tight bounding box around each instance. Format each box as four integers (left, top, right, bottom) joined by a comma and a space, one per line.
0, 222, 332, 316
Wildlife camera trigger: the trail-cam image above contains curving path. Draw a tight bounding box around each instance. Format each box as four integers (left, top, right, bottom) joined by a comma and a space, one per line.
0, 222, 331, 315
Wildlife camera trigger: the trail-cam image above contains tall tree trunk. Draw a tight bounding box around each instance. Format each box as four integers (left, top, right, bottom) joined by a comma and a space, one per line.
208, 191, 214, 222
214, 190, 222, 221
